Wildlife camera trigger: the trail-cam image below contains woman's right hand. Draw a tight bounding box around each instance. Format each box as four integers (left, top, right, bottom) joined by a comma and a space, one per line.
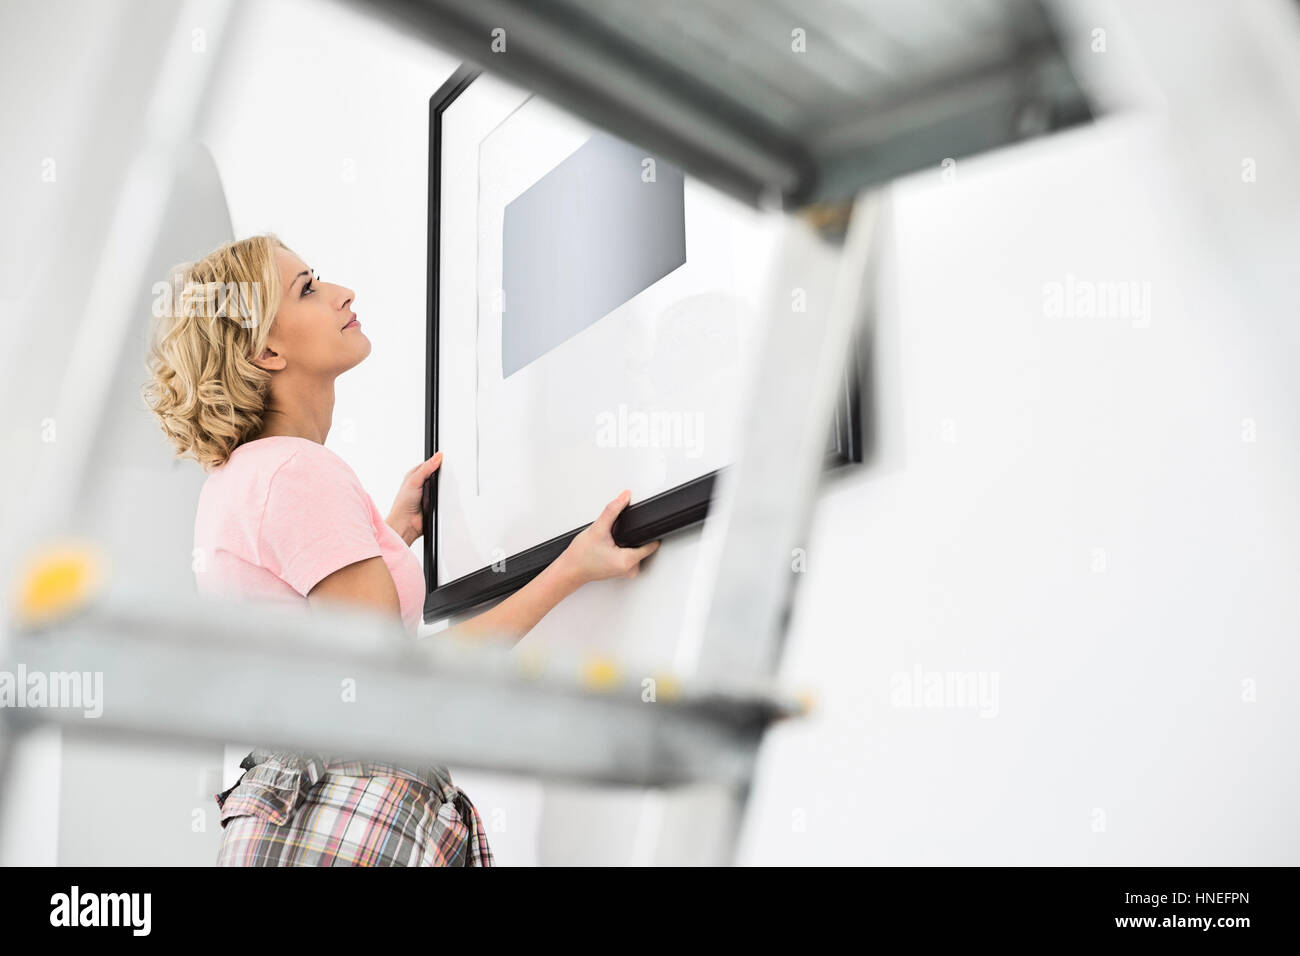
560, 489, 661, 585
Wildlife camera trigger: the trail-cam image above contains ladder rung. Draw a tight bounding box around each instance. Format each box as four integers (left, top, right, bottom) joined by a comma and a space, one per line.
1, 591, 803, 789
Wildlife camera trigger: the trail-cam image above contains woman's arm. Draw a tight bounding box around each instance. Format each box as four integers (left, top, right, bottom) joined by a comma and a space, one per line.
304, 491, 657, 642
449, 490, 660, 645
307, 555, 403, 623
385, 450, 661, 643
449, 552, 586, 642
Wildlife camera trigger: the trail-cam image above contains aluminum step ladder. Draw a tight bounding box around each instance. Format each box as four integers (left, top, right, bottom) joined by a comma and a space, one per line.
0, 0, 1092, 864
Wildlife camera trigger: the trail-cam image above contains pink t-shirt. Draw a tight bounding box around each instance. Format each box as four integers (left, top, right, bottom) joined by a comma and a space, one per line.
193, 436, 425, 634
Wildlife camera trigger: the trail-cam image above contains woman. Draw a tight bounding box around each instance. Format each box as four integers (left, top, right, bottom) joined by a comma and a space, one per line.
143, 233, 660, 866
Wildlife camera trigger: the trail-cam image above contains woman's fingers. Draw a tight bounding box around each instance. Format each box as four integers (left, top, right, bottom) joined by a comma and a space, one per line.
618, 539, 660, 576
408, 451, 443, 484
592, 489, 631, 533
630, 539, 660, 561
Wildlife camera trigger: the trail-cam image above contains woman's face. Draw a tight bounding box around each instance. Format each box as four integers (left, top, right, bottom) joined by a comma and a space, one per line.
256, 247, 368, 376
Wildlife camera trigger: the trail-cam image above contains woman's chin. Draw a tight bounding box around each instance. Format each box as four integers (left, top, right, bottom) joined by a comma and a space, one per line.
342, 338, 372, 370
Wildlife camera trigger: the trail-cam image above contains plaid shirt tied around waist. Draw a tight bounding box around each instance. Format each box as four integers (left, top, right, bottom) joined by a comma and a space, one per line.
213, 748, 493, 867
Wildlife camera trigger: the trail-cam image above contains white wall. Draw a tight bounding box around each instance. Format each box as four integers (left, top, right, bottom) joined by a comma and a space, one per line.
739, 114, 1299, 864
522, 111, 1300, 864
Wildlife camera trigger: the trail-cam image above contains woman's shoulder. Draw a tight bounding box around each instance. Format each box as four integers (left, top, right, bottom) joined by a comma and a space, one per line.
224, 436, 355, 477
201, 437, 361, 509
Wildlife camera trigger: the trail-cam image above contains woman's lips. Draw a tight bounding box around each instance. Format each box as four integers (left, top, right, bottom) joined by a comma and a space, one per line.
343, 314, 359, 330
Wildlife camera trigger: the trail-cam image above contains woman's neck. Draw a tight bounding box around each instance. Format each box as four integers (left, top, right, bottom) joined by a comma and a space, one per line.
253, 379, 336, 444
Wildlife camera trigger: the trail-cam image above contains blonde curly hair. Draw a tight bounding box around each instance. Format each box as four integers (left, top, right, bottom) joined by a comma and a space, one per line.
143, 233, 294, 471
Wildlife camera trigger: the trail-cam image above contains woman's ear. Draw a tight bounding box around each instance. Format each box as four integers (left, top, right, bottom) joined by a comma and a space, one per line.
253, 346, 286, 372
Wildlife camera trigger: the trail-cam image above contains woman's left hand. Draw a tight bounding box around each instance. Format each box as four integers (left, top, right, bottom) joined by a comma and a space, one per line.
557, 489, 661, 586
386, 451, 443, 546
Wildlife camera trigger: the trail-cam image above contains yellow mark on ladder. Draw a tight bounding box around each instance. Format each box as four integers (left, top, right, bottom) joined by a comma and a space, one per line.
10, 538, 107, 629
652, 673, 681, 700
580, 655, 620, 690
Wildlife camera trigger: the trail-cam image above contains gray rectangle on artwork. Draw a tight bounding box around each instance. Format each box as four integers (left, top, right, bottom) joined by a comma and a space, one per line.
500, 130, 686, 378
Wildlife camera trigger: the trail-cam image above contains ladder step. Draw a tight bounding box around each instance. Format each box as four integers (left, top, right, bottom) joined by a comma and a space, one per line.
1, 591, 805, 789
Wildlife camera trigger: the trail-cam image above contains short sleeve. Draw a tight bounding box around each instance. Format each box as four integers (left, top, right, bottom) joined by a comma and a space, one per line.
257, 449, 384, 597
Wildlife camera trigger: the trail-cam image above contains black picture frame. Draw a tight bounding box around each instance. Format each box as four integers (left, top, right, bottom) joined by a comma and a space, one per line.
423, 65, 863, 621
